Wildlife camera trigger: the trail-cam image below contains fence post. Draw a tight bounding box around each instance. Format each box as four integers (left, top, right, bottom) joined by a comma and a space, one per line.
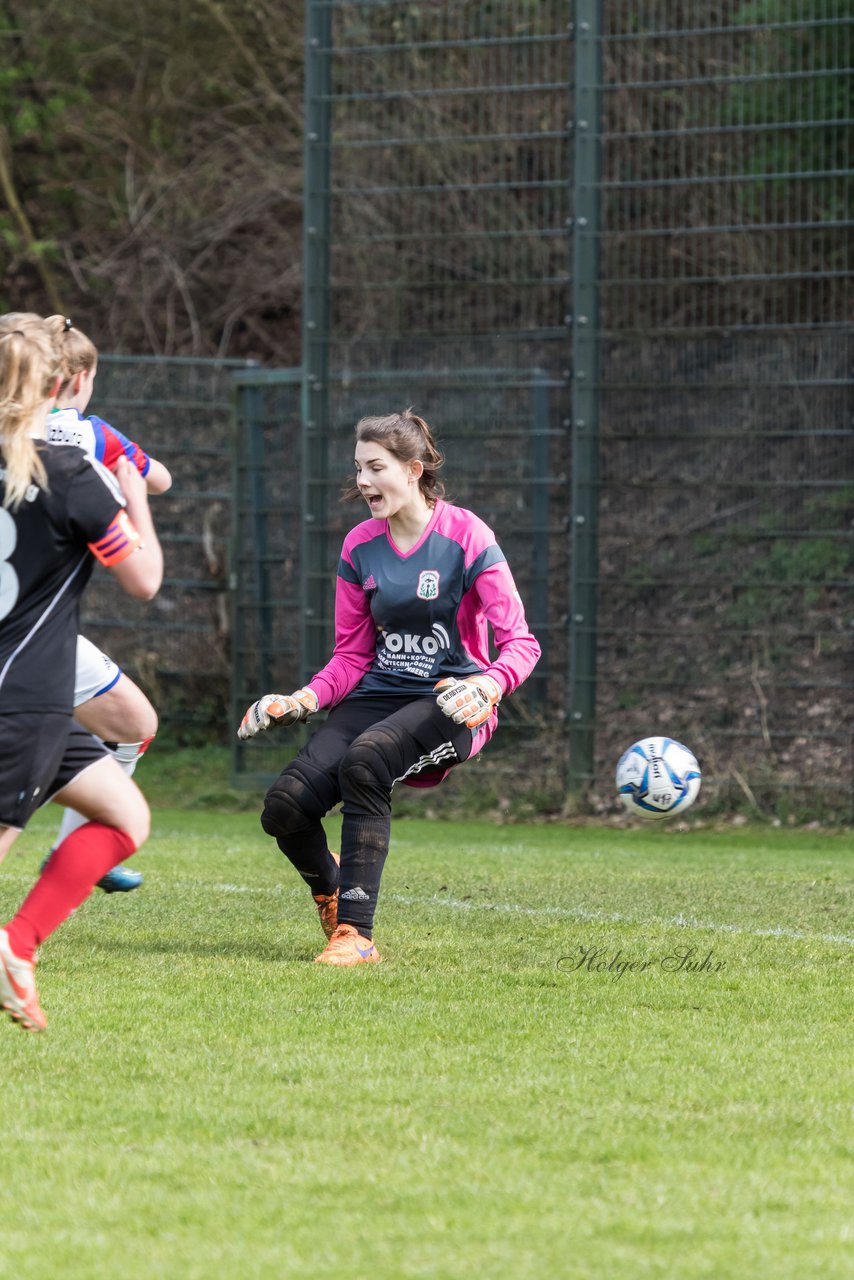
229, 379, 271, 781
302, 0, 333, 683
529, 369, 551, 709
567, 0, 604, 805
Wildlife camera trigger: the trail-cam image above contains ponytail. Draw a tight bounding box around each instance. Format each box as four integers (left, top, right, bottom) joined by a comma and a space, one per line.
44, 315, 98, 393
0, 313, 60, 509
346, 408, 446, 504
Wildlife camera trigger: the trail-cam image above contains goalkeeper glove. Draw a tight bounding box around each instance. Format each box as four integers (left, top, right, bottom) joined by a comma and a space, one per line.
435, 674, 502, 729
238, 688, 318, 740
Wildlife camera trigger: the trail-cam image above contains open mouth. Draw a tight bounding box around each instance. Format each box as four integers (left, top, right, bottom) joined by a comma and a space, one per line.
365, 493, 384, 511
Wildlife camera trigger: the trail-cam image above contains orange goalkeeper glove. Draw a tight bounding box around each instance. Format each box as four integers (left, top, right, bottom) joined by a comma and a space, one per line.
435, 674, 502, 729
238, 688, 318, 739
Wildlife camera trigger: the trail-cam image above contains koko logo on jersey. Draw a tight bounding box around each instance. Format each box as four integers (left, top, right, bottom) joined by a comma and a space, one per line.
380, 622, 450, 656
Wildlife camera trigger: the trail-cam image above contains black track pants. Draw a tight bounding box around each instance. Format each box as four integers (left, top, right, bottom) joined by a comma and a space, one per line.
261, 694, 472, 933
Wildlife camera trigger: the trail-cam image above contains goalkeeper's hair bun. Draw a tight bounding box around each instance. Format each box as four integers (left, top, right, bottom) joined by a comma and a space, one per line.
345, 409, 446, 504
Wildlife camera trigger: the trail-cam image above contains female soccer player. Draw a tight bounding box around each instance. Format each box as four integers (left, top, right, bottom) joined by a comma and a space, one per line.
238, 409, 541, 965
0, 313, 163, 1032
43, 314, 173, 894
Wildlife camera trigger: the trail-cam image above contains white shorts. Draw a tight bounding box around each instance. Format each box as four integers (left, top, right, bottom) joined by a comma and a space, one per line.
74, 635, 122, 707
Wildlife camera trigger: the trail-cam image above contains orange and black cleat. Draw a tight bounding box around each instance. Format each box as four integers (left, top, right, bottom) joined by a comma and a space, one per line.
314, 924, 381, 966
312, 850, 340, 939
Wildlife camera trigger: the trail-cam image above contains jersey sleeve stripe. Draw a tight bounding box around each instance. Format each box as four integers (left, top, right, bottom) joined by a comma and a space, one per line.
337, 555, 361, 585
463, 543, 505, 591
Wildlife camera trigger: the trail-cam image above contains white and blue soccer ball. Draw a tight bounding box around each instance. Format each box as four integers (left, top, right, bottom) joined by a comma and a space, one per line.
616, 736, 701, 821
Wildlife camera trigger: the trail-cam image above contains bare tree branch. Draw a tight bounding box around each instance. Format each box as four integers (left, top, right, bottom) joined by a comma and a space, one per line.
0, 123, 66, 314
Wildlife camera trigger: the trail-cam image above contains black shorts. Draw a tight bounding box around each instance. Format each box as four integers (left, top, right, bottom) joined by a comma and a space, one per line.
0, 714, 107, 830
287, 693, 473, 806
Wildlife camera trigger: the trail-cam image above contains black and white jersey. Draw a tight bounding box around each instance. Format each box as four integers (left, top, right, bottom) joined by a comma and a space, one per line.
0, 444, 123, 714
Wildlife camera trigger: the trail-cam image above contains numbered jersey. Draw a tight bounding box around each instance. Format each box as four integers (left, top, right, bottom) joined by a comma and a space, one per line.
0, 444, 123, 714
47, 407, 151, 477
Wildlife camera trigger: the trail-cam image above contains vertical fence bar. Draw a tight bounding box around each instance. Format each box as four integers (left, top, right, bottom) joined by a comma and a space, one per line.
230, 368, 306, 788
228, 379, 247, 784
229, 379, 271, 783
528, 369, 551, 710
245, 382, 273, 692
302, 0, 333, 684
567, 0, 604, 804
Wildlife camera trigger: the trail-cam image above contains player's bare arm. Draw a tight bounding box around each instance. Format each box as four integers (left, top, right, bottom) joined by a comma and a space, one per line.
108, 456, 164, 599
145, 456, 172, 495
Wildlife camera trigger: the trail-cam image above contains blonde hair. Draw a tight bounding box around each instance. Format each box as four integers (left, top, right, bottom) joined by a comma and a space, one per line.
0, 313, 60, 509
44, 315, 98, 393
345, 408, 445, 504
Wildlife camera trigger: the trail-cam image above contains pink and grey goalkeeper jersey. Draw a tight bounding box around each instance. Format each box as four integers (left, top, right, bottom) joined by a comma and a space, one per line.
308, 499, 541, 754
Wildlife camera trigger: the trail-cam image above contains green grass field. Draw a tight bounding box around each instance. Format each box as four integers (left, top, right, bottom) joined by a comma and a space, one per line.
1, 795, 852, 1279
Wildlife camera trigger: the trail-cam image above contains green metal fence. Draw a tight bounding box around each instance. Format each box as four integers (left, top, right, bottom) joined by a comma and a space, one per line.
588, 1, 854, 818
243, 0, 850, 819
230, 369, 303, 784
232, 0, 574, 785
94, 2, 853, 818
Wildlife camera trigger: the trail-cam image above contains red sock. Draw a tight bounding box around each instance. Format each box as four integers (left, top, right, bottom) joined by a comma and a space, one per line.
6, 823, 136, 960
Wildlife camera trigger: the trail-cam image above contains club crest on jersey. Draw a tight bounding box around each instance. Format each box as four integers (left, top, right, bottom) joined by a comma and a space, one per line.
416, 570, 440, 600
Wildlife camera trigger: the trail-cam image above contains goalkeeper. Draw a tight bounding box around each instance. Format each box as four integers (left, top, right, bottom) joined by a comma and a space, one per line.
238, 409, 540, 966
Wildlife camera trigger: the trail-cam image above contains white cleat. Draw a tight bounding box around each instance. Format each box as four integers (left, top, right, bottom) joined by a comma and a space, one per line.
0, 928, 47, 1033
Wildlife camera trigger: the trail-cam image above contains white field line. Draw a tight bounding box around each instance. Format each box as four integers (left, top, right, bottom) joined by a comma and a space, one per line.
3, 871, 850, 948
388, 892, 854, 948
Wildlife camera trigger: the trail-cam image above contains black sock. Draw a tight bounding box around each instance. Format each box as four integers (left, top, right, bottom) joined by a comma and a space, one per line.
276, 831, 339, 897
336, 814, 391, 938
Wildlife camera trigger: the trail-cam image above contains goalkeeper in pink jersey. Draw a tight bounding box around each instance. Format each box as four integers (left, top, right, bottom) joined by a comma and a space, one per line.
238, 409, 541, 965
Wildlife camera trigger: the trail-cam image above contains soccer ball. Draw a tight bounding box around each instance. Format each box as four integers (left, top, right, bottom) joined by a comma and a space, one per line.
616, 736, 701, 821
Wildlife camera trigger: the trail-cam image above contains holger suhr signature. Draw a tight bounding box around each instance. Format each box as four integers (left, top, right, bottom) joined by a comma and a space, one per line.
558, 944, 726, 979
